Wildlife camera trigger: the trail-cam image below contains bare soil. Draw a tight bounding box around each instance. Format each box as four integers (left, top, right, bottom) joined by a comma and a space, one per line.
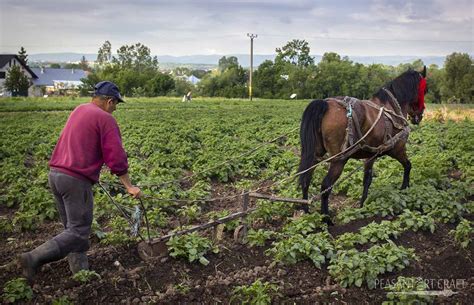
1, 191, 473, 304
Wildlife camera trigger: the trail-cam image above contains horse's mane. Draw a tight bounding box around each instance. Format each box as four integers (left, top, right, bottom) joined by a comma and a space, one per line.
372, 69, 422, 108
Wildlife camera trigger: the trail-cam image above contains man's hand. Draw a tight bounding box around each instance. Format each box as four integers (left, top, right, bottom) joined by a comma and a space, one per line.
127, 186, 142, 199
119, 173, 142, 199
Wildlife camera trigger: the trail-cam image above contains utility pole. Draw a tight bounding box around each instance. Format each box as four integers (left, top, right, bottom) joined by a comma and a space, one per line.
247, 33, 257, 101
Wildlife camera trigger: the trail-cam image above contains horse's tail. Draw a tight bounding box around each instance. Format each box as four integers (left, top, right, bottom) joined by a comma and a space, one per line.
298, 99, 328, 193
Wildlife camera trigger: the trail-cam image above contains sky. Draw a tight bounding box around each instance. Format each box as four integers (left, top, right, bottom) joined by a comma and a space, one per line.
1, 0, 473, 56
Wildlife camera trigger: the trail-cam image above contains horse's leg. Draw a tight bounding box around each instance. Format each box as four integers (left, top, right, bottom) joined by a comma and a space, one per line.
320, 160, 347, 220
359, 157, 376, 207
389, 148, 411, 189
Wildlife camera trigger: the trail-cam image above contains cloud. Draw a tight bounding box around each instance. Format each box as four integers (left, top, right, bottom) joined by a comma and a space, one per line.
0, 0, 472, 56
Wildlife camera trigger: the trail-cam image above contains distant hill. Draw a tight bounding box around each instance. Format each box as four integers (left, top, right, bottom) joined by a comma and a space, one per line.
27, 53, 451, 67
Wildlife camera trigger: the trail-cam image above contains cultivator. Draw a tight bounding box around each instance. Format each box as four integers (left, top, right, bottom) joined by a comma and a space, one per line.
99, 183, 312, 261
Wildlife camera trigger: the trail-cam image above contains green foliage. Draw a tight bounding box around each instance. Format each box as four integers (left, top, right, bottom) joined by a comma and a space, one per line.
230, 279, 280, 305
383, 276, 433, 305
96, 40, 112, 65
198, 63, 247, 98
336, 212, 436, 250
4, 65, 30, 97
397, 209, 435, 233
251, 200, 293, 222
148, 207, 168, 228
359, 221, 401, 243
12, 210, 41, 231
443, 52, 474, 103
18, 46, 28, 64
266, 231, 334, 268
82, 41, 179, 97
0, 217, 13, 233
2, 278, 33, 303
328, 242, 416, 289
206, 209, 239, 231
178, 204, 201, 222
100, 216, 134, 245
218, 56, 239, 72
275, 39, 314, 67
282, 212, 326, 235
167, 232, 219, 265
247, 229, 275, 247
72, 270, 101, 283
335, 221, 397, 250
450, 218, 473, 249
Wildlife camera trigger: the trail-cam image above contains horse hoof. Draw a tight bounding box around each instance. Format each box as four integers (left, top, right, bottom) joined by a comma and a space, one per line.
323, 216, 334, 226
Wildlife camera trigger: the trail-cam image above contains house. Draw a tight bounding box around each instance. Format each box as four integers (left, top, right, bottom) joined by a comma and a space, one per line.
186, 75, 201, 85
176, 74, 201, 85
30, 67, 87, 96
0, 54, 38, 96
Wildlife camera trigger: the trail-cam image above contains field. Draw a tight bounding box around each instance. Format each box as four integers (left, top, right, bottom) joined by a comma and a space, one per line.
0, 97, 473, 304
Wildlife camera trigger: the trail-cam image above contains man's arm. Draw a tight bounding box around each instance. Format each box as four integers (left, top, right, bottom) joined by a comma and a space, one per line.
119, 173, 142, 198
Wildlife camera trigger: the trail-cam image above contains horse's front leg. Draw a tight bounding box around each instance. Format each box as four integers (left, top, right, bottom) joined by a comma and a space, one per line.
401, 158, 411, 189
320, 160, 347, 222
389, 148, 411, 189
360, 157, 376, 207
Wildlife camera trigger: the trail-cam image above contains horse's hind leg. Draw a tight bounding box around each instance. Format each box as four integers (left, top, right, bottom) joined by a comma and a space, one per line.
320, 160, 347, 218
360, 157, 376, 207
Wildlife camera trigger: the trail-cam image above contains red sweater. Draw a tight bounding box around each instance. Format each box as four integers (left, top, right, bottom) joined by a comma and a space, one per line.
49, 103, 128, 183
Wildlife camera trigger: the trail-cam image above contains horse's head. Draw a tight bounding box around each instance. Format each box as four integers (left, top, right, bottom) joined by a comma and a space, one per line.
407, 66, 427, 125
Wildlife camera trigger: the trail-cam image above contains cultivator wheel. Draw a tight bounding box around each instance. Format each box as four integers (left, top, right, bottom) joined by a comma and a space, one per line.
137, 240, 168, 261
233, 225, 246, 244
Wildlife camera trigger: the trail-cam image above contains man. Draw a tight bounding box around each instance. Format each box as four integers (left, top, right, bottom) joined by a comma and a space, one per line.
20, 81, 142, 282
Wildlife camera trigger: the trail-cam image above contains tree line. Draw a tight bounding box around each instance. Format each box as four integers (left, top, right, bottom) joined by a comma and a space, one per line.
5, 42, 473, 103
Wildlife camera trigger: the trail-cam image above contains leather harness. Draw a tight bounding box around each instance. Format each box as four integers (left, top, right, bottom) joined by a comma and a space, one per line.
330, 89, 410, 158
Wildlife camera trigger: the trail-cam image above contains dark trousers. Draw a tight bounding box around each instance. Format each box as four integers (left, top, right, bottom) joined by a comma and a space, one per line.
48, 170, 93, 255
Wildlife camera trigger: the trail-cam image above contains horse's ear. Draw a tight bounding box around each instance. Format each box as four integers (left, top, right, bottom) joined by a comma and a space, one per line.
422, 65, 427, 78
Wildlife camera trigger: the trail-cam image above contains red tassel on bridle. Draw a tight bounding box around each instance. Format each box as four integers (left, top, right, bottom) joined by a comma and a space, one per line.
417, 77, 426, 111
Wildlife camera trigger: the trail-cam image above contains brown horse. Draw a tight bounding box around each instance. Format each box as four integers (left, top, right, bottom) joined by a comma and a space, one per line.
297, 68, 427, 221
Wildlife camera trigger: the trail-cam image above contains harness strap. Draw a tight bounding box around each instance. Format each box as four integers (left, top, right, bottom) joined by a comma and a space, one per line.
332, 95, 410, 159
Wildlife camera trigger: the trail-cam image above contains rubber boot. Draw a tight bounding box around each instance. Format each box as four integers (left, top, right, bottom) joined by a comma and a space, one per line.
67, 252, 89, 274
19, 240, 63, 283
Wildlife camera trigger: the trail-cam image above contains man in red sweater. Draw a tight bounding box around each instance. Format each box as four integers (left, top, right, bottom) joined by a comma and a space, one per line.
20, 81, 142, 282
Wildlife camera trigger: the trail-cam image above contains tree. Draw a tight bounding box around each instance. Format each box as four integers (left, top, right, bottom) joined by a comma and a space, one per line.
218, 56, 239, 72
253, 60, 280, 98
18, 47, 28, 64
425, 64, 443, 103
145, 73, 175, 96
4, 65, 30, 96
172, 78, 195, 97
191, 69, 210, 79
83, 41, 167, 97
113, 43, 159, 72
443, 52, 473, 103
50, 63, 61, 68
97, 41, 112, 65
395, 59, 424, 75
198, 64, 247, 98
79, 56, 89, 71
173, 67, 191, 76
275, 39, 314, 67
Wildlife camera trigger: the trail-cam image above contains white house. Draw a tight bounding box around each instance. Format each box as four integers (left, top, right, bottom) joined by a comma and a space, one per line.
30, 67, 87, 96
187, 75, 201, 85
0, 54, 38, 96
